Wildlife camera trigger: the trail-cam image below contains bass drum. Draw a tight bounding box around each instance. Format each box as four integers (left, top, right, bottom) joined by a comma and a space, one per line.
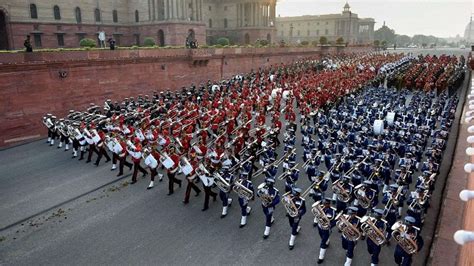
386, 112, 396, 126
373, 119, 384, 135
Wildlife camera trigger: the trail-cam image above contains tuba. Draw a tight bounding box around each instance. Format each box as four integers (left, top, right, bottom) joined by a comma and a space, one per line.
282, 183, 312, 218
331, 179, 353, 203
214, 172, 231, 193
391, 221, 419, 255
232, 179, 254, 201
354, 184, 376, 209
257, 183, 273, 207
311, 201, 334, 230
360, 216, 387, 246
335, 212, 362, 241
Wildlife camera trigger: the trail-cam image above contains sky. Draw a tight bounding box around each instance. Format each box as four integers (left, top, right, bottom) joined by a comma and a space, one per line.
276, 0, 473, 38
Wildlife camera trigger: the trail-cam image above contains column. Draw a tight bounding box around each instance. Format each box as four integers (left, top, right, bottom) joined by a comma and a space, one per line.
164, 0, 168, 20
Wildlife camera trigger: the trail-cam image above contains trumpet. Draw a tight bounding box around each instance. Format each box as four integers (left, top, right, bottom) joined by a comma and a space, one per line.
391, 221, 419, 254
336, 212, 362, 241
360, 215, 387, 245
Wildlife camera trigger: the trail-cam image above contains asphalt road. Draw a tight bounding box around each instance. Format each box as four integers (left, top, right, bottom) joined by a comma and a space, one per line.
0, 51, 468, 266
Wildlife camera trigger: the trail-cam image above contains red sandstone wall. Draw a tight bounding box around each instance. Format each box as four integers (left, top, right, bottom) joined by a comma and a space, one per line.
0, 46, 373, 147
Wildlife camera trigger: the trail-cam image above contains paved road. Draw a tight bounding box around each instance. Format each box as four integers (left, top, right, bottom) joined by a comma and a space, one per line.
386, 47, 470, 58
0, 51, 467, 266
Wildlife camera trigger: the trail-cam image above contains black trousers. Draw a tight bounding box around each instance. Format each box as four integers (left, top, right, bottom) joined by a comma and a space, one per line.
167, 171, 182, 194
95, 146, 111, 165
132, 161, 147, 182
87, 144, 99, 162
118, 156, 133, 175
203, 186, 217, 209
184, 179, 201, 203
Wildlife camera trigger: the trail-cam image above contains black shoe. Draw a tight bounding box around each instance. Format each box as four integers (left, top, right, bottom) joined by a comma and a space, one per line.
220, 214, 227, 219
117, 172, 123, 177
79, 157, 84, 161
213, 195, 217, 202
313, 222, 317, 227
195, 191, 201, 197
142, 172, 148, 178
86, 160, 91, 163
94, 162, 99, 166
57, 146, 61, 149
317, 259, 324, 264
263, 235, 269, 239
147, 186, 153, 190
128, 165, 132, 171
130, 180, 137, 184
178, 181, 182, 188
105, 159, 111, 163
167, 192, 174, 196
289, 245, 294, 250
239, 224, 246, 228
202, 207, 209, 211
183, 200, 189, 204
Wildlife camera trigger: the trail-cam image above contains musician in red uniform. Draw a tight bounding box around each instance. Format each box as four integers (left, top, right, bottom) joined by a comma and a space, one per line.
167, 146, 182, 195
129, 138, 148, 184
94, 129, 111, 166
117, 139, 133, 176
183, 152, 201, 204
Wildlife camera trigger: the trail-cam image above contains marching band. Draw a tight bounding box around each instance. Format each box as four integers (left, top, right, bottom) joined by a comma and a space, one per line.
41, 52, 464, 265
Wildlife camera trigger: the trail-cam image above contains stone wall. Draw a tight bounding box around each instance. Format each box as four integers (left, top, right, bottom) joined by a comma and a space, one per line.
0, 46, 373, 147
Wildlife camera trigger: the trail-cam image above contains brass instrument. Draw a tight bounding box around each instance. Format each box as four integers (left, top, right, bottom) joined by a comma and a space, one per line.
302, 150, 322, 168
179, 157, 194, 176
43, 116, 54, 128
354, 184, 376, 209
231, 120, 251, 135
311, 201, 335, 230
345, 156, 369, 176
282, 183, 313, 217
408, 191, 430, 210
257, 183, 273, 207
331, 179, 353, 203
391, 221, 419, 255
214, 172, 232, 193
360, 216, 387, 245
383, 186, 404, 217
229, 156, 254, 173
277, 163, 300, 180
233, 179, 254, 201
336, 212, 362, 241
273, 148, 296, 167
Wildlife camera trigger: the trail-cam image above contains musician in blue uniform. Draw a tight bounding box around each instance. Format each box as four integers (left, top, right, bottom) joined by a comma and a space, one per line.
383, 184, 402, 242
341, 206, 360, 266
407, 186, 430, 228
393, 216, 424, 266
316, 198, 337, 264
287, 187, 306, 250
238, 174, 255, 228
284, 168, 299, 193
366, 208, 387, 266
257, 178, 280, 239
219, 168, 234, 218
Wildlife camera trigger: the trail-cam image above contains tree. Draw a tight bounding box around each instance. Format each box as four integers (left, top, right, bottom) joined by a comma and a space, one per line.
319, 36, 328, 45
395, 34, 411, 47
143, 37, 156, 47
374, 24, 396, 45
336, 37, 344, 45
381, 40, 387, 47
374, 40, 380, 47
301, 40, 309, 46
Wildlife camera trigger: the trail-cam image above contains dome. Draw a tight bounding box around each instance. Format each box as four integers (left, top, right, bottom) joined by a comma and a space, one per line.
344, 2, 351, 9
464, 20, 474, 41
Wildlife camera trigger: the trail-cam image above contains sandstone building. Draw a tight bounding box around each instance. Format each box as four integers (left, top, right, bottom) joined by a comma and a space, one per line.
0, 0, 276, 50
275, 3, 375, 45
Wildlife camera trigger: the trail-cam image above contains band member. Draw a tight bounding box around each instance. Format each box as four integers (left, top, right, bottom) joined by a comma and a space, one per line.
393, 216, 424, 266
219, 168, 234, 218
256, 178, 280, 239
238, 173, 254, 228
317, 198, 337, 264
128, 138, 147, 184
117, 138, 133, 176
94, 129, 111, 166
287, 187, 306, 250
366, 209, 387, 266
183, 154, 201, 203
85, 127, 99, 163
341, 206, 360, 266
144, 146, 162, 189
199, 165, 217, 211
166, 146, 182, 195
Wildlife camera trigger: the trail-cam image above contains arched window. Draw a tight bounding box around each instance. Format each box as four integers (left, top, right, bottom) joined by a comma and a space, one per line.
224, 18, 228, 28
30, 4, 38, 19
113, 10, 118, 23
53, 5, 61, 20
157, 29, 165, 47
94, 8, 101, 22
75, 7, 82, 23
135, 10, 139, 23
208, 19, 212, 28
